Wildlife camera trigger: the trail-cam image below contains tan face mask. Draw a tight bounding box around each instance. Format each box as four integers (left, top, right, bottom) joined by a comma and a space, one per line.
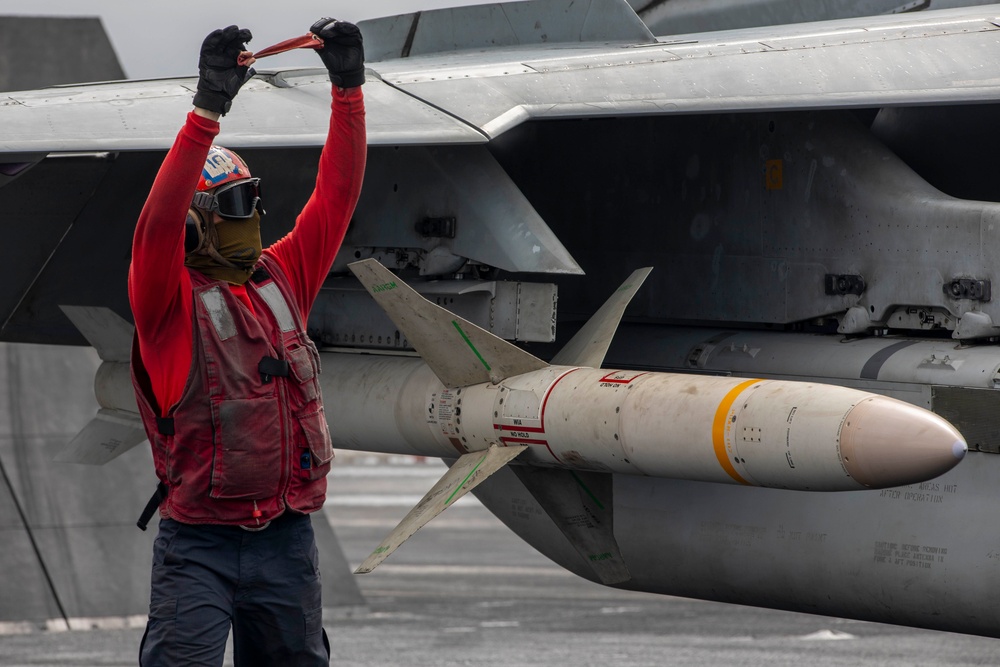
185, 209, 263, 285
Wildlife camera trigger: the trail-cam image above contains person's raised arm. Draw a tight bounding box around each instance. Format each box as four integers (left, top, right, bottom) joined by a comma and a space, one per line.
266, 19, 367, 318
128, 26, 255, 412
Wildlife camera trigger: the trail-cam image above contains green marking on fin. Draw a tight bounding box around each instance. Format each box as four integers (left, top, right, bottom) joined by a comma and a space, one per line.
372, 281, 397, 293
446, 454, 487, 506
570, 471, 605, 510
373, 546, 389, 555
452, 320, 492, 372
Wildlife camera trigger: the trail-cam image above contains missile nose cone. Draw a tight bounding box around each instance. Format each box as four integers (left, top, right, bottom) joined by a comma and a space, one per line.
839, 396, 967, 489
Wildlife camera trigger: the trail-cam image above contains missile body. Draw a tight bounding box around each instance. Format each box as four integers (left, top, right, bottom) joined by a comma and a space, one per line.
322, 353, 966, 491
59, 264, 965, 509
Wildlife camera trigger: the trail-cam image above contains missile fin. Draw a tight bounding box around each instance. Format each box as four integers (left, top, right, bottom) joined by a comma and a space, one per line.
550, 267, 652, 368
349, 259, 548, 387
54, 408, 148, 465
59, 305, 134, 362
355, 444, 528, 574
510, 466, 631, 585
55, 306, 144, 465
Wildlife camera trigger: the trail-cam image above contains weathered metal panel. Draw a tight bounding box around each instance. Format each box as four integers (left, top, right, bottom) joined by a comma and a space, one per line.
3, 6, 1000, 155
931, 386, 1000, 453
488, 109, 1000, 332
634, 0, 1000, 38
348, 259, 549, 387
610, 457, 1000, 637
361, 0, 654, 62
378, 5, 1000, 137
506, 282, 559, 343
339, 144, 582, 275
0, 72, 484, 153
604, 324, 1000, 392
310, 279, 557, 347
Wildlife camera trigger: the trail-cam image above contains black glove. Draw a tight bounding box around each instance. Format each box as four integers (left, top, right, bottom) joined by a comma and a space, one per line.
193, 25, 255, 115
310, 18, 365, 88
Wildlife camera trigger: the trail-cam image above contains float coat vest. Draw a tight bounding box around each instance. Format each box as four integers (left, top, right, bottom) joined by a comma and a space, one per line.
131, 255, 334, 526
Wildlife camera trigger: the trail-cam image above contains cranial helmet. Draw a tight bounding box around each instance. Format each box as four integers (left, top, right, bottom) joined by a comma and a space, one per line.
185, 146, 265, 254
190, 145, 264, 220
199, 145, 252, 191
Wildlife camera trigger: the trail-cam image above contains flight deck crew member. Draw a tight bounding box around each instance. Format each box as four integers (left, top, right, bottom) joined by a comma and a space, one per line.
128, 20, 366, 666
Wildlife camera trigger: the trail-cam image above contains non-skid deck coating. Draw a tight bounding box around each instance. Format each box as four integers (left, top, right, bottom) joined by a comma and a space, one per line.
2, 459, 997, 667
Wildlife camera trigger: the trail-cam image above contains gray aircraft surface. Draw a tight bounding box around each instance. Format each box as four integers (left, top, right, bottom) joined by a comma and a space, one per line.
4, 0, 1000, 639
628, 0, 999, 35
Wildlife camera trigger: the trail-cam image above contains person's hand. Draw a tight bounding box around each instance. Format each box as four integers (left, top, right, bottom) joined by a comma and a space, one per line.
193, 25, 256, 116
309, 19, 365, 88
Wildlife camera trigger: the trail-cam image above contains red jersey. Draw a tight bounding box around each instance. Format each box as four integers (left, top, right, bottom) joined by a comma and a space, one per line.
128, 87, 366, 416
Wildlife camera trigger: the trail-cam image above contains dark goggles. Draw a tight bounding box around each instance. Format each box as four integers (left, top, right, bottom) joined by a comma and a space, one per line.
191, 178, 264, 219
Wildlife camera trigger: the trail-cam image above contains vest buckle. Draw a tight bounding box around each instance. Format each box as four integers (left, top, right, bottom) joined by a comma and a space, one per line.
258, 356, 290, 383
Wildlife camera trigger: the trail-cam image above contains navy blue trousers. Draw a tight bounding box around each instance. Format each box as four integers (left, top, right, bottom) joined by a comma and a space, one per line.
139, 512, 329, 666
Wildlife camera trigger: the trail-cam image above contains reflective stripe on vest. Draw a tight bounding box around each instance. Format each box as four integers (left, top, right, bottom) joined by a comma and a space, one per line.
256, 282, 295, 332
200, 287, 237, 340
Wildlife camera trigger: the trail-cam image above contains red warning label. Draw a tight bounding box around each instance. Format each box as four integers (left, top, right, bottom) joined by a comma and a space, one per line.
598, 371, 647, 387
494, 422, 547, 446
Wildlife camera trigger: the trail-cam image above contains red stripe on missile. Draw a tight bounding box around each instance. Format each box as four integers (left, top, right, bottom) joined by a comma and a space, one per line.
537, 368, 585, 464
598, 371, 648, 384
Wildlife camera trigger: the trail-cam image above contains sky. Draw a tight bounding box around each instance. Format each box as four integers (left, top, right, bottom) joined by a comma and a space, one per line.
0, 1, 503, 79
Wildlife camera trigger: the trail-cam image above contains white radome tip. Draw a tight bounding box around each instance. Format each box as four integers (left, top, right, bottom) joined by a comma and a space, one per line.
953, 440, 968, 460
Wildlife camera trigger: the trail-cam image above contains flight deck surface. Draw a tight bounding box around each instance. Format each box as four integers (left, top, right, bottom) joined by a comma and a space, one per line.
1, 457, 997, 666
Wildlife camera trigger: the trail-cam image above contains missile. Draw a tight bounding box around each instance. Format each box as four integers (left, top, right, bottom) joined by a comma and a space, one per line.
55, 286, 966, 488
323, 356, 967, 492
334, 260, 966, 492
332, 260, 967, 575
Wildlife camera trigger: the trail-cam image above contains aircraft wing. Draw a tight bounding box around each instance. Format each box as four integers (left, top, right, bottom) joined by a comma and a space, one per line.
368, 3, 1000, 138
2, 2, 1000, 154
0, 71, 485, 153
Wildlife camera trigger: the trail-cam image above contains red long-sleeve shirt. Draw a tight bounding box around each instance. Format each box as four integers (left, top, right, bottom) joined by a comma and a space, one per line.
129, 87, 366, 416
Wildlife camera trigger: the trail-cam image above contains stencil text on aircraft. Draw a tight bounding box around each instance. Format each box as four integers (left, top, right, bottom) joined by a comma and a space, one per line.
873, 540, 948, 570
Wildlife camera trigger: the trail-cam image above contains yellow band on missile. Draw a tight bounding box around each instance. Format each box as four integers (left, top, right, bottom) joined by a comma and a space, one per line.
711, 379, 761, 485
